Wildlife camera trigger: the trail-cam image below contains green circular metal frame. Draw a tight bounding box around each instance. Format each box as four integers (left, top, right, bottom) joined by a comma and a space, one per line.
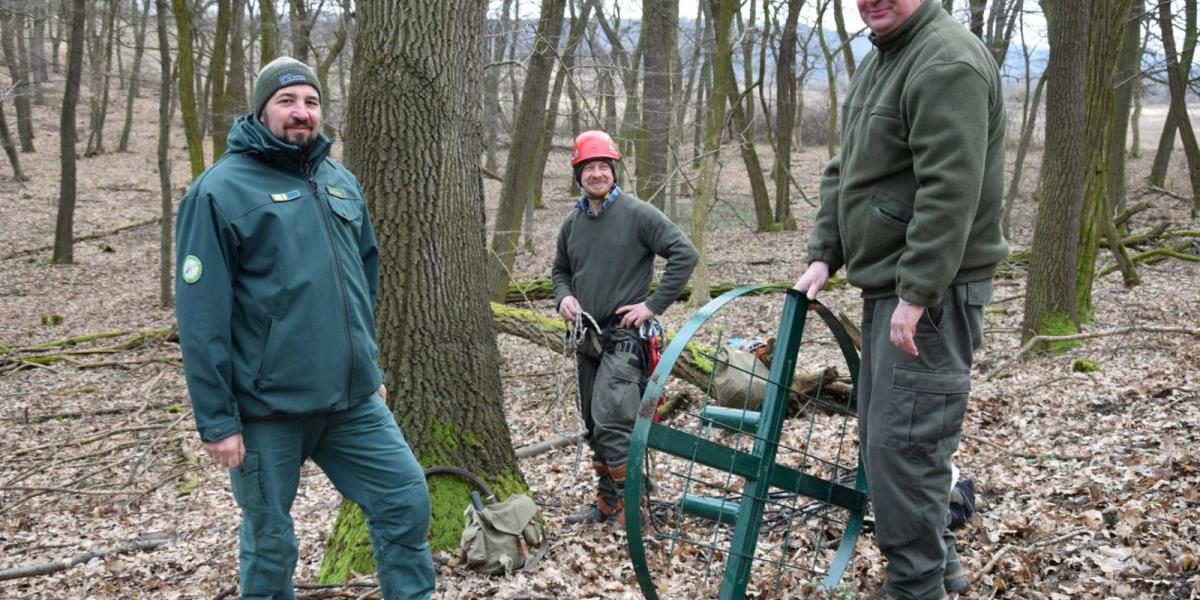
624, 285, 867, 599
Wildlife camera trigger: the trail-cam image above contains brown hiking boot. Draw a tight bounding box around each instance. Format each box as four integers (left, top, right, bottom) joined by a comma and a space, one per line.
564, 503, 611, 524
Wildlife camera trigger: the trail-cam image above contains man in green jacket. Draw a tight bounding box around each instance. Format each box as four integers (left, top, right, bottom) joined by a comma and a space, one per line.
794, 1, 1008, 598
175, 57, 434, 600
553, 130, 698, 524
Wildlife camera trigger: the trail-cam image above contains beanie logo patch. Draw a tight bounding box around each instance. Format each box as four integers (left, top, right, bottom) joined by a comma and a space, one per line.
278, 73, 307, 86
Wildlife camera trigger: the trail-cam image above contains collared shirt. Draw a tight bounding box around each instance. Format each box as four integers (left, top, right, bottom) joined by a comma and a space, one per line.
575, 185, 622, 215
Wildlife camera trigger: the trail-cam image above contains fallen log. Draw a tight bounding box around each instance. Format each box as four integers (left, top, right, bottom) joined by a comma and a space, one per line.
2, 217, 161, 261
490, 303, 847, 403
503, 276, 848, 305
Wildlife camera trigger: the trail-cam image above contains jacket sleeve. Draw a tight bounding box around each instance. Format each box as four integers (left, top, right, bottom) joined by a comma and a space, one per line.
175, 186, 242, 443
357, 182, 385, 386
550, 215, 575, 310
897, 62, 992, 305
642, 205, 698, 315
806, 154, 845, 273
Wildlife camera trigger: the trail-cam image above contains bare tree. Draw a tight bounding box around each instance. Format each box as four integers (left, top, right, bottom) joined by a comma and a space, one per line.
0, 5, 34, 151
1147, 0, 1197, 186
1157, 0, 1200, 217
173, 0, 206, 177
52, 0, 88, 265
772, 0, 805, 231
156, 0, 174, 308
0, 91, 25, 180
83, 0, 118, 156
640, 0, 677, 208
118, 0, 153, 152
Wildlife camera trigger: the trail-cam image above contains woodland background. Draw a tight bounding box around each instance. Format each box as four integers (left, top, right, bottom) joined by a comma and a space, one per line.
0, 0, 1197, 598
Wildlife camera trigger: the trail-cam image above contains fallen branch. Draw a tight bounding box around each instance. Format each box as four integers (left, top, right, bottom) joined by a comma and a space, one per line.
515, 431, 586, 459
501, 277, 846, 305
1098, 242, 1199, 278
0, 532, 174, 581
987, 326, 1200, 380
981, 528, 1090, 576
1, 217, 161, 260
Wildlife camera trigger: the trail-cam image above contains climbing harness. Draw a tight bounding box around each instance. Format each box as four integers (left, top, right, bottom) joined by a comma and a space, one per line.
639, 319, 667, 422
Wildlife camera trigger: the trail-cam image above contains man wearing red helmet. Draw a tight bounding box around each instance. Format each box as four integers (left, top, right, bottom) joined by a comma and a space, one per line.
552, 130, 697, 524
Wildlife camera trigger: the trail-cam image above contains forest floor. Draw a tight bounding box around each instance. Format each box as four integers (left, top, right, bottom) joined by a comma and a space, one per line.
1, 86, 1198, 600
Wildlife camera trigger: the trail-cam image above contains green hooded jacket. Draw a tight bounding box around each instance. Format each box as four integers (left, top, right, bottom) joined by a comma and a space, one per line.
175, 115, 384, 443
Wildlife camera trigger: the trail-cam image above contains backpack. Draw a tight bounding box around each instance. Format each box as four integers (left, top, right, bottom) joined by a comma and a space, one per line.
459, 493, 547, 576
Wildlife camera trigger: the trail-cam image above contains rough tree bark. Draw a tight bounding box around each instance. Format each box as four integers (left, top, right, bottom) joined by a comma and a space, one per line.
640, 0, 677, 208
486, 0, 566, 302
320, 0, 523, 579
1022, 0, 1090, 340
52, 0, 88, 265
224, 0, 248, 116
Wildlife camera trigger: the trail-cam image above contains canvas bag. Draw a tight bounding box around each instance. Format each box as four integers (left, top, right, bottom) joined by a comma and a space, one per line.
712, 346, 771, 410
459, 494, 546, 576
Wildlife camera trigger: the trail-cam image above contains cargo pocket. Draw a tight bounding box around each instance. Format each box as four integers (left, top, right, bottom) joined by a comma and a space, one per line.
598, 351, 644, 429
885, 366, 971, 455
229, 450, 268, 512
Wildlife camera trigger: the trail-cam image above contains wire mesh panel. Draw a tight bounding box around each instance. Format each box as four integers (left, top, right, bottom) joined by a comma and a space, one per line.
624, 286, 866, 600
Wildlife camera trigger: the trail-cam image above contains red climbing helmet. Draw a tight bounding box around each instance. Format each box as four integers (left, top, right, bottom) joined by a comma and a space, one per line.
570, 130, 621, 166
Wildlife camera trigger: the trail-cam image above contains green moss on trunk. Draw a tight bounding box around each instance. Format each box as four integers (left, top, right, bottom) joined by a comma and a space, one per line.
318, 463, 530, 582
318, 500, 373, 584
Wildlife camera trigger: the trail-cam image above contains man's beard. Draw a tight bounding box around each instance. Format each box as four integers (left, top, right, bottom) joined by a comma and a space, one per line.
283, 125, 318, 150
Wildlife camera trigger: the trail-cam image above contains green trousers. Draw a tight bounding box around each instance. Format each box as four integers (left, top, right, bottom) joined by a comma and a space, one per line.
576, 327, 644, 507
859, 280, 990, 600
230, 394, 435, 600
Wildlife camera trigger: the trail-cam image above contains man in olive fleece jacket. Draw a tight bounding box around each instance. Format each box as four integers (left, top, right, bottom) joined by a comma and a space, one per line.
794, 1, 1008, 598
552, 130, 697, 524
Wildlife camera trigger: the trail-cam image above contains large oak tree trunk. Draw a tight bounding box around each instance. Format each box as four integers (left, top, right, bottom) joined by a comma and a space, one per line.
320, 0, 523, 580
640, 0, 677, 208
1022, 0, 1090, 340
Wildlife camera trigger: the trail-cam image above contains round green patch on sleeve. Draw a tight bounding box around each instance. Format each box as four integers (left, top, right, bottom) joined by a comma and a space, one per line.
182, 255, 203, 284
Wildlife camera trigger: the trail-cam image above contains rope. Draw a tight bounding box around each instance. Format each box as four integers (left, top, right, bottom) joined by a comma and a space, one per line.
551, 310, 601, 473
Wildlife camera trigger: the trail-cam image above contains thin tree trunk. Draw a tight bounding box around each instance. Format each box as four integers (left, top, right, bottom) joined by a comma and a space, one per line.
208, 0, 232, 160
288, 0, 310, 62
718, 47, 773, 230
1075, 0, 1136, 319
31, 4, 47, 104
84, 0, 118, 156
259, 0, 278, 66
831, 0, 855, 77
692, 3, 713, 168
119, 0, 153, 152
640, 0, 677, 208
0, 99, 25, 180
50, 2, 64, 74
224, 0, 248, 117
1022, 0, 1089, 340
322, 0, 522, 570
1003, 71, 1045, 238
0, 8, 34, 151
817, 0, 839, 158
690, 0, 734, 309
1147, 0, 1197, 187
1107, 0, 1143, 216
53, 0, 88, 265
1159, 0, 1200, 217
156, 0, 174, 308
487, 0, 567, 301
482, 0, 512, 171
172, 0, 205, 177
773, 0, 803, 230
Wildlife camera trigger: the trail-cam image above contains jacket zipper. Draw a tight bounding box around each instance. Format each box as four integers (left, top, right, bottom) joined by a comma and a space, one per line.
306, 161, 356, 406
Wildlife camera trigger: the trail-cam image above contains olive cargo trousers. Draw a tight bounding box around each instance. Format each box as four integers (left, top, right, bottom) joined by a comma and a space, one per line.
859, 280, 991, 600
576, 327, 645, 509
230, 394, 435, 600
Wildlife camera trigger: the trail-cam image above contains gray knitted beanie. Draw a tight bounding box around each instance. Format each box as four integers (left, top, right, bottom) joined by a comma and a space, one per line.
252, 56, 321, 116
